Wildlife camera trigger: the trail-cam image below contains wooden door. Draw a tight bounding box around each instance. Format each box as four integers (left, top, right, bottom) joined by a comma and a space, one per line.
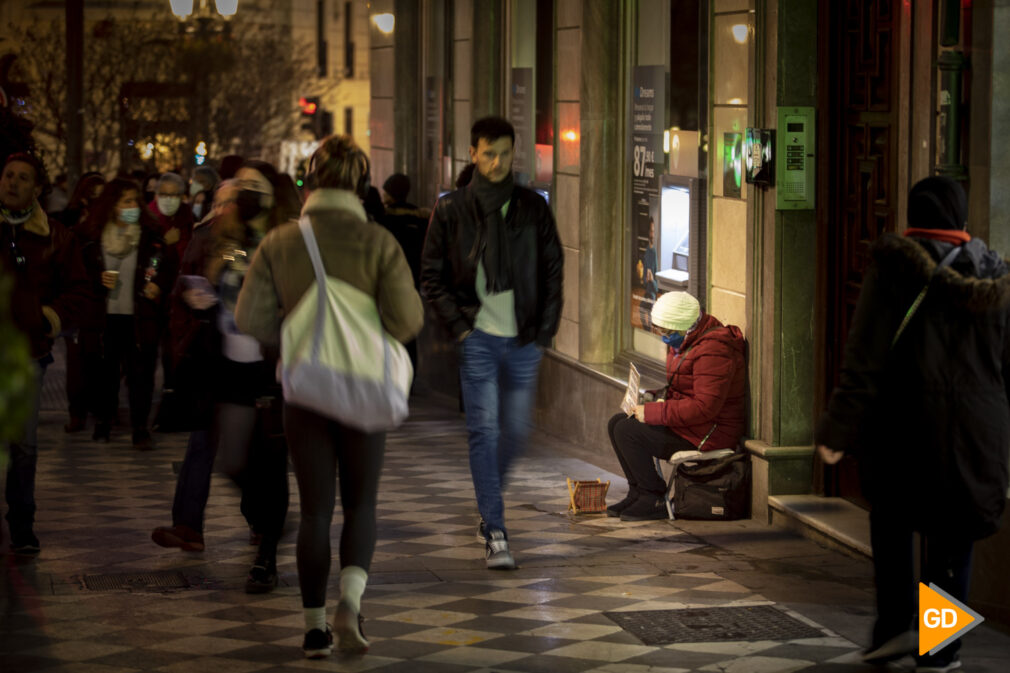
823, 0, 902, 503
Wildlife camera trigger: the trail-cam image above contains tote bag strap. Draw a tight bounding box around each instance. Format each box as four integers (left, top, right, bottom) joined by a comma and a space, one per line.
298, 215, 331, 362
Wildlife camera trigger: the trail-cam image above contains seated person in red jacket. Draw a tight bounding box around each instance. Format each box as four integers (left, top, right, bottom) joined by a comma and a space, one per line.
607, 291, 746, 521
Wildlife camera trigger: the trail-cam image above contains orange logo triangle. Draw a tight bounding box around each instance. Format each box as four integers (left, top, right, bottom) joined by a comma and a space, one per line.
919, 582, 984, 655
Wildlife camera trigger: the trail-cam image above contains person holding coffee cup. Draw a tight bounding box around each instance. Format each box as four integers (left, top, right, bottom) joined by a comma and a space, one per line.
78, 178, 176, 450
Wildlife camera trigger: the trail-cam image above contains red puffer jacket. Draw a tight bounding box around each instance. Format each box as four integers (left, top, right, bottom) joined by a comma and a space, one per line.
643, 313, 747, 449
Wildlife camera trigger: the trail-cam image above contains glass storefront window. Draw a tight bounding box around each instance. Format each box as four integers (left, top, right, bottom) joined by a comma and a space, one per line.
627, 0, 708, 361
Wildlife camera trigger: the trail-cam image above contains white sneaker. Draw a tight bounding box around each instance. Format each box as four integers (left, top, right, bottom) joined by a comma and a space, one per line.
334, 600, 369, 654
862, 630, 917, 664
485, 529, 516, 570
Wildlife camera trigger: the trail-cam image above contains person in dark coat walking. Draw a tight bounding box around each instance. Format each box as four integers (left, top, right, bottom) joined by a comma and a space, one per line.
1, 152, 89, 554
380, 173, 428, 373
817, 176, 1010, 672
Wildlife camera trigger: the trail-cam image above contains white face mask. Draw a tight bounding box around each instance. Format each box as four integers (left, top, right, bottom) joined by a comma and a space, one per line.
191, 203, 203, 220
189, 181, 203, 197
157, 195, 182, 217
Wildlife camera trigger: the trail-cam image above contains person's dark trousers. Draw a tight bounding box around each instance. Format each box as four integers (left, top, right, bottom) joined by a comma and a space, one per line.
215, 402, 289, 556
171, 429, 214, 532
4, 360, 46, 541
284, 404, 386, 608
607, 413, 696, 497
870, 506, 974, 665
65, 330, 102, 421
99, 315, 158, 432
459, 330, 543, 538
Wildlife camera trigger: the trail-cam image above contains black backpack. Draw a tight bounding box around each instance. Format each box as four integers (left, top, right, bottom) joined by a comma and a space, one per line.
673, 451, 751, 520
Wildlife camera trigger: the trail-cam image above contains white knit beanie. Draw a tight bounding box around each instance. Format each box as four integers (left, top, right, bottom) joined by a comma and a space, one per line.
651, 291, 700, 331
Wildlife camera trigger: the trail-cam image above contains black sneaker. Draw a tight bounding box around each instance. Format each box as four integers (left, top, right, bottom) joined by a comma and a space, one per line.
619, 495, 668, 521
605, 491, 639, 518
302, 626, 333, 659
10, 531, 41, 556
485, 529, 516, 570
862, 630, 916, 664
915, 658, 962, 672
245, 557, 278, 593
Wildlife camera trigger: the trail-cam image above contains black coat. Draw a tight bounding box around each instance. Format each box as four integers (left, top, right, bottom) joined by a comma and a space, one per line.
420, 181, 563, 347
817, 232, 1010, 539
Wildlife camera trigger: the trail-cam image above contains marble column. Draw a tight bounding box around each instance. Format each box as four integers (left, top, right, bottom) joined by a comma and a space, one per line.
471, 0, 503, 119
393, 0, 421, 180
578, 0, 621, 364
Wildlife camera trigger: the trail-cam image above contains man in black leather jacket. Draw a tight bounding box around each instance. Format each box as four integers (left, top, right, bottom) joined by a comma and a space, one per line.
421, 116, 563, 570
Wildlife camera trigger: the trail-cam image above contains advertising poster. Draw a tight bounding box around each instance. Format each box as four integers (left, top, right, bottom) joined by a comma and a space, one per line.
510, 68, 534, 184
630, 65, 666, 331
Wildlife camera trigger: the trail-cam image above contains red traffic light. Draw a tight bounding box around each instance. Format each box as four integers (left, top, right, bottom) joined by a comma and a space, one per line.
299, 96, 318, 115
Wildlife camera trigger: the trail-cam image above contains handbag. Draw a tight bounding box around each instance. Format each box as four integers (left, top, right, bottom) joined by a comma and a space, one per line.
673, 451, 750, 520
280, 216, 413, 432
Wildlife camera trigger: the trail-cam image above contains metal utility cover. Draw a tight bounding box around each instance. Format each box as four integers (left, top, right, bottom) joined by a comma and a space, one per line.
605, 605, 824, 645
82, 571, 190, 592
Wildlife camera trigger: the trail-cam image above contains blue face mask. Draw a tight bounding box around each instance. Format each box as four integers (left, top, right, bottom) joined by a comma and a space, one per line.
119, 206, 141, 224
662, 332, 685, 349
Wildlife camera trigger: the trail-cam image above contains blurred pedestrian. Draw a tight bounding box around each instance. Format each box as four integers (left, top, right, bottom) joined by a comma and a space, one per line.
56, 171, 104, 230
189, 165, 220, 224
817, 176, 1010, 672
45, 173, 69, 213
380, 172, 428, 374
1, 152, 89, 555
84, 178, 176, 450
235, 135, 423, 657
219, 154, 244, 181
420, 116, 564, 570
152, 162, 292, 596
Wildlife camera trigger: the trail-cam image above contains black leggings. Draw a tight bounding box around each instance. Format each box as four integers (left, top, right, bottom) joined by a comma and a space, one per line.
284, 404, 385, 609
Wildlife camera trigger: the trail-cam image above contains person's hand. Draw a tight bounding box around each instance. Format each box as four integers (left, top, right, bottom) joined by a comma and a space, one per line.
634, 404, 646, 423
100, 271, 118, 289
183, 288, 218, 310
143, 282, 161, 301
645, 268, 654, 283
458, 328, 473, 343
164, 227, 181, 246
817, 444, 845, 465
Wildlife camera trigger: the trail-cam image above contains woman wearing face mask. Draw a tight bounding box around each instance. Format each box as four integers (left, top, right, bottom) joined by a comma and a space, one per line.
605, 291, 747, 521
80, 179, 177, 450
147, 172, 194, 411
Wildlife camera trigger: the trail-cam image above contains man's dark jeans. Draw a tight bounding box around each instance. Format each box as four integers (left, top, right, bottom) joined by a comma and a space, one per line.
4, 359, 46, 540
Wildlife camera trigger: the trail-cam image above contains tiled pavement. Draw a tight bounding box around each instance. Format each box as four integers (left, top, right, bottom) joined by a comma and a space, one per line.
3, 361, 1010, 671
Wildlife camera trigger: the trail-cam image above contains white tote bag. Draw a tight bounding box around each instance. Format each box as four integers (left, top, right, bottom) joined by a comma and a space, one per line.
280, 216, 413, 432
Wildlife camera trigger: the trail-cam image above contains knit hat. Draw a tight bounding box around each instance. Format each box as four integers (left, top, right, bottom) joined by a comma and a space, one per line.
651, 291, 700, 331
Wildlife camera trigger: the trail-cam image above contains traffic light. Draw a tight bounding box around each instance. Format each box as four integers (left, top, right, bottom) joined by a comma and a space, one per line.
299, 96, 333, 140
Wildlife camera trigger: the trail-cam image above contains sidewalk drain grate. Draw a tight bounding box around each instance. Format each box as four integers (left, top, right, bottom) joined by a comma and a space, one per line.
82, 571, 190, 592
605, 605, 824, 645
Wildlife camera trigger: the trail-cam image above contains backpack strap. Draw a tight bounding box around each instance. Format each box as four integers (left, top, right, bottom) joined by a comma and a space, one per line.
891, 245, 962, 348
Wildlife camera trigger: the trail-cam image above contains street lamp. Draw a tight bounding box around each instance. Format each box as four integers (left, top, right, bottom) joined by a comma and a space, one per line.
169, 0, 237, 36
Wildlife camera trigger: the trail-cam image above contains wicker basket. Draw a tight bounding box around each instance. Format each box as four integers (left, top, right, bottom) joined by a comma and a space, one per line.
567, 478, 611, 514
